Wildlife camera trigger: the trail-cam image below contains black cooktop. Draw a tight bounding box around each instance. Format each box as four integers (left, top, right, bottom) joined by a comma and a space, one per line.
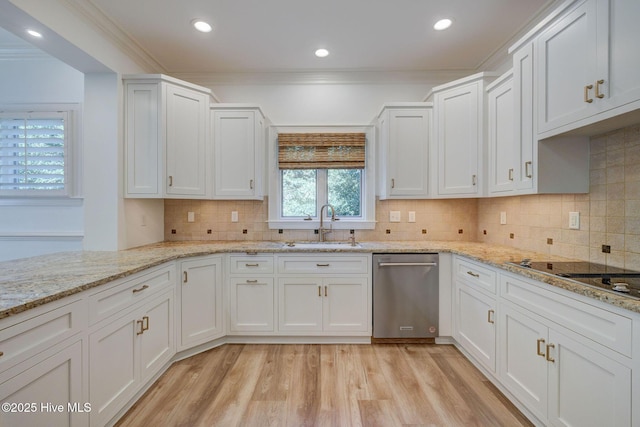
508, 260, 640, 299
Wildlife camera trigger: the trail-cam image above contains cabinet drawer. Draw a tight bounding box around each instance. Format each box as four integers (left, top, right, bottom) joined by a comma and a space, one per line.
278, 255, 369, 275
0, 300, 85, 373
88, 263, 174, 325
454, 257, 497, 294
229, 255, 274, 274
500, 273, 632, 357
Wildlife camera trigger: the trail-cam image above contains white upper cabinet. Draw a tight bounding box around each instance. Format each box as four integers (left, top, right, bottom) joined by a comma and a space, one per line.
432, 73, 497, 197
376, 103, 431, 199
211, 105, 266, 199
536, 0, 640, 137
124, 74, 212, 198
487, 71, 516, 195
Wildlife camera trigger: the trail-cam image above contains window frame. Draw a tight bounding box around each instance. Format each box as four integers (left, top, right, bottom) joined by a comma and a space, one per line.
0, 104, 81, 199
268, 125, 376, 230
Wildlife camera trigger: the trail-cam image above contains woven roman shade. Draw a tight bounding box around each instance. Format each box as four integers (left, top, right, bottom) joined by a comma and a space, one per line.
278, 133, 365, 169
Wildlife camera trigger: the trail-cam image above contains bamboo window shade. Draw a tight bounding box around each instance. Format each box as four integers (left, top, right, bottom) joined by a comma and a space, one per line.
278, 133, 366, 169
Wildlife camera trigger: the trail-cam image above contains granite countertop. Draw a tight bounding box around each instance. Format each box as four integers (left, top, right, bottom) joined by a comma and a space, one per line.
1, 240, 639, 320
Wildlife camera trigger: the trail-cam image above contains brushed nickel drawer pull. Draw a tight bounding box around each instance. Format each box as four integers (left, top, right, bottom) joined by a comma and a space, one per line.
508, 168, 514, 181
525, 161, 533, 178
546, 343, 555, 363
487, 309, 495, 324
317, 263, 330, 267
245, 263, 259, 267
132, 284, 149, 294
537, 339, 546, 357
250, 179, 254, 189
246, 279, 259, 283
466, 271, 480, 278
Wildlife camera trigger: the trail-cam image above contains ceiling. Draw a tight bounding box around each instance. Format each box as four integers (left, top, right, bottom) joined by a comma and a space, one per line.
1, 0, 555, 75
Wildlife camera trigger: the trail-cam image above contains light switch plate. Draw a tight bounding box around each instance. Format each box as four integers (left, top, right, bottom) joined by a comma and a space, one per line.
500, 212, 507, 225
187, 212, 195, 223
390, 211, 401, 222
569, 211, 580, 229
231, 211, 239, 222
408, 211, 416, 223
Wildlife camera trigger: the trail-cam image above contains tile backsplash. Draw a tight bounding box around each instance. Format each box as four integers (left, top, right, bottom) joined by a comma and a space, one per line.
165, 123, 640, 269
478, 123, 640, 269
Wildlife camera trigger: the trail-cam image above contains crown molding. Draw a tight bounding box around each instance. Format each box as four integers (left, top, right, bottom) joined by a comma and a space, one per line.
60, 0, 166, 73
171, 69, 474, 87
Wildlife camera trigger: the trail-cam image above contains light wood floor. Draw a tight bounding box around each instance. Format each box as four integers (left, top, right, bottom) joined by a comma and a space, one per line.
116, 344, 533, 427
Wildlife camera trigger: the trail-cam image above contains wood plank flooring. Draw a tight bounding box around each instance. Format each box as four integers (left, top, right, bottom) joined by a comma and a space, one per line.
116, 344, 533, 427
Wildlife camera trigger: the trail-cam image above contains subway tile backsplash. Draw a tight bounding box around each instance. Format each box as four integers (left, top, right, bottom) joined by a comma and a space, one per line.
164, 123, 640, 269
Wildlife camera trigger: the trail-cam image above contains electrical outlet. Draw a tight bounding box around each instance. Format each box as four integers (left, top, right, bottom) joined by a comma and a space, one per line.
569, 211, 580, 230
408, 211, 416, 223
187, 212, 195, 222
231, 211, 239, 222
390, 211, 401, 222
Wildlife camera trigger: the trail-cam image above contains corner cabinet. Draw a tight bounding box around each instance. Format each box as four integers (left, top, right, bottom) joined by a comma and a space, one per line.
376, 103, 431, 199
432, 73, 498, 197
211, 105, 266, 199
124, 74, 212, 198
178, 256, 224, 349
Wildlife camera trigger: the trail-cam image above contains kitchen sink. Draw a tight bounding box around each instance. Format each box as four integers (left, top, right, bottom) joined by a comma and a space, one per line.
282, 241, 362, 249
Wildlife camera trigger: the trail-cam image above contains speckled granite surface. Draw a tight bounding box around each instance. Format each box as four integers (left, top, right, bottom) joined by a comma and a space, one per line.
1, 240, 639, 320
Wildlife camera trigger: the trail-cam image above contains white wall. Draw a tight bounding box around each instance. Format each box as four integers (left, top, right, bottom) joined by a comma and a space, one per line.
0, 58, 85, 261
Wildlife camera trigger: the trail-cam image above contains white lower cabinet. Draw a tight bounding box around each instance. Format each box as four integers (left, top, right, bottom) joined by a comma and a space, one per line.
0, 339, 85, 427
454, 280, 496, 372
89, 288, 174, 427
229, 277, 275, 332
499, 302, 632, 426
178, 256, 223, 349
278, 277, 369, 334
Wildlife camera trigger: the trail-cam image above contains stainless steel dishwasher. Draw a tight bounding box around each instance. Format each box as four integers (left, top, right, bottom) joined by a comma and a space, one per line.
373, 253, 439, 338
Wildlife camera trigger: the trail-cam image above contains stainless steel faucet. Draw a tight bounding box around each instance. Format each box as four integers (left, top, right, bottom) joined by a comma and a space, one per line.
319, 204, 336, 242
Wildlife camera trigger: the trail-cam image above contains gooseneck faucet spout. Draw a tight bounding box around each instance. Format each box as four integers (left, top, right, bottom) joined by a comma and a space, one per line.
319, 204, 336, 242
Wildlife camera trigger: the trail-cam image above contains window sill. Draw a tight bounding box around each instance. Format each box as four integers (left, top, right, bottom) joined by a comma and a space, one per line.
0, 197, 84, 207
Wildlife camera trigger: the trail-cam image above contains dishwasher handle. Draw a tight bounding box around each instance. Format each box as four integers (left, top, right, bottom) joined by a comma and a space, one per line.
378, 262, 438, 267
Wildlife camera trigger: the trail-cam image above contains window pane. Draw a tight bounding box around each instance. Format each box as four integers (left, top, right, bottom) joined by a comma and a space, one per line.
328, 169, 362, 217
281, 169, 317, 217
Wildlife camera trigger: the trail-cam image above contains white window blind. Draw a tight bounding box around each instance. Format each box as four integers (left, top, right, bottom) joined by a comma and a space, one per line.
0, 112, 68, 194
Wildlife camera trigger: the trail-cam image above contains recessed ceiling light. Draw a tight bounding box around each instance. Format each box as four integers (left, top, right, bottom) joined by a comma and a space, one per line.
315, 48, 329, 58
26, 29, 43, 38
434, 18, 453, 31
192, 20, 212, 33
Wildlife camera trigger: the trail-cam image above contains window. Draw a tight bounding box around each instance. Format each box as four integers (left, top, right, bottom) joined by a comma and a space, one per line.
268, 127, 375, 230
0, 109, 75, 197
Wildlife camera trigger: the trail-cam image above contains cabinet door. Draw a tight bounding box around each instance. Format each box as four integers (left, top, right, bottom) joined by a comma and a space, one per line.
537, 0, 604, 134
278, 278, 323, 332
602, 0, 640, 111
179, 257, 223, 349
547, 329, 631, 427
487, 75, 515, 194
0, 340, 84, 427
455, 281, 496, 372
90, 315, 139, 427
165, 84, 208, 197
499, 304, 548, 421
213, 110, 261, 199
386, 109, 430, 197
140, 290, 174, 383
229, 277, 274, 332
125, 82, 161, 197
436, 82, 480, 195
512, 43, 535, 192
323, 277, 369, 333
